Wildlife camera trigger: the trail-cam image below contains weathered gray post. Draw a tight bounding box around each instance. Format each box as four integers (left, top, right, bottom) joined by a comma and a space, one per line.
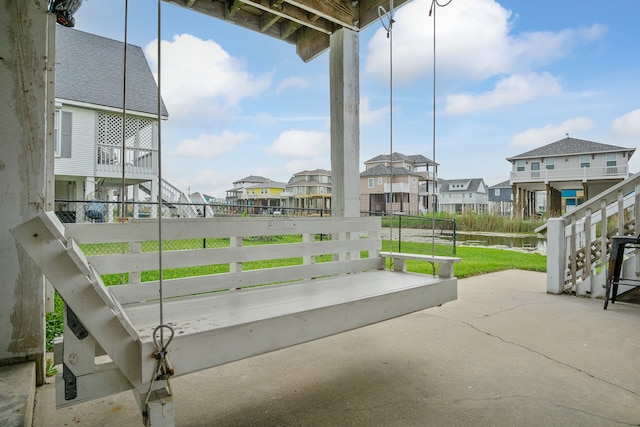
0, 0, 54, 385
329, 28, 360, 219
546, 218, 566, 294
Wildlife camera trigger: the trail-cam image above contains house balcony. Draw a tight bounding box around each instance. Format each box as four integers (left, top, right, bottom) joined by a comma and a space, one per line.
510, 165, 629, 184
95, 144, 157, 179
384, 182, 411, 193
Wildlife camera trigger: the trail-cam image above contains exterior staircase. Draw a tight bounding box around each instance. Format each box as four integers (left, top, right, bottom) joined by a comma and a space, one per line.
537, 171, 640, 302
139, 178, 201, 218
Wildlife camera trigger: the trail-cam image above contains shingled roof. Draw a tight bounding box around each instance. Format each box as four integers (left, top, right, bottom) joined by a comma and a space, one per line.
439, 178, 486, 193
360, 164, 422, 177
55, 26, 168, 117
506, 137, 633, 161
364, 152, 436, 165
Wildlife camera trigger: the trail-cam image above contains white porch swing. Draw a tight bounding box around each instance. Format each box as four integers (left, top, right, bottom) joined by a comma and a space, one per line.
12, 1, 459, 425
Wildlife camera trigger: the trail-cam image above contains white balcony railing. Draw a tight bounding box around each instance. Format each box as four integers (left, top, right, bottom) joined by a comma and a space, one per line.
96, 144, 157, 176
384, 182, 411, 193
511, 165, 628, 182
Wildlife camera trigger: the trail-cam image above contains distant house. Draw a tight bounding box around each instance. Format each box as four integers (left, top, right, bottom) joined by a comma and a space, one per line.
438, 178, 488, 215
54, 26, 168, 221
283, 169, 332, 212
245, 180, 287, 213
225, 175, 270, 206
488, 180, 513, 217
359, 153, 437, 215
507, 137, 635, 217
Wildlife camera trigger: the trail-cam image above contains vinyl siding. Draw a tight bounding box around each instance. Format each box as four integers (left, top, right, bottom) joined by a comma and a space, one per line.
54, 106, 96, 177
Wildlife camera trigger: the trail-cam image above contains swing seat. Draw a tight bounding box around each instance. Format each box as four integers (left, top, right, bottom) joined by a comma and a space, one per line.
12, 212, 459, 407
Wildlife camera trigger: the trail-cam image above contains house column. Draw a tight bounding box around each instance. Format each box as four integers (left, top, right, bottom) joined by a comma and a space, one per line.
329, 28, 360, 218
582, 182, 589, 203
0, 0, 53, 385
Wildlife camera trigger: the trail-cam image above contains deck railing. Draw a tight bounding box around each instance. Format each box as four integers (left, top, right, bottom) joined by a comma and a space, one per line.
541, 172, 640, 296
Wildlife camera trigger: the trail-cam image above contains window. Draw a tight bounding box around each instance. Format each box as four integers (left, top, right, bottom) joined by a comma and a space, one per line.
545, 158, 555, 170
54, 110, 72, 158
516, 160, 525, 172
531, 162, 540, 178
378, 177, 382, 185
412, 177, 417, 188
606, 154, 617, 167
495, 188, 500, 196
299, 186, 303, 193
406, 165, 412, 171
580, 155, 590, 168
368, 178, 374, 188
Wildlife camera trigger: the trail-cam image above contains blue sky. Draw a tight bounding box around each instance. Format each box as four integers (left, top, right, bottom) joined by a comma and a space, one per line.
73, 0, 640, 198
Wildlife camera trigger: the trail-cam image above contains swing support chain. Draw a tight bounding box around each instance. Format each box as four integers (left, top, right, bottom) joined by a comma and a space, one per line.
142, 324, 175, 422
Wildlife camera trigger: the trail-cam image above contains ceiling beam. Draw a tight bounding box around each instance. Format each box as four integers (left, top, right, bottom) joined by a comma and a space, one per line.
284, 0, 358, 29
260, 11, 281, 32
241, 0, 334, 34
296, 25, 330, 62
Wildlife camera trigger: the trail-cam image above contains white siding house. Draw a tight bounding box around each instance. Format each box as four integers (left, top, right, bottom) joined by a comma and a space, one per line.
54, 26, 168, 221
507, 137, 635, 217
438, 178, 488, 215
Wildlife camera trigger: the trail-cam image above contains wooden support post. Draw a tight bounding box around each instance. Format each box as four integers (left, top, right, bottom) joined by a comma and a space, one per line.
329, 28, 360, 218
0, 0, 53, 385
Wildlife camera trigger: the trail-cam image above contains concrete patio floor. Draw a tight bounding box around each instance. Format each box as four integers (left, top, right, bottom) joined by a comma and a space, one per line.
32, 270, 640, 426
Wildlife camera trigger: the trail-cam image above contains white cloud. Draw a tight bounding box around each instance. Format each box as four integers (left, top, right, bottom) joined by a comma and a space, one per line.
276, 76, 310, 95
444, 72, 562, 115
360, 97, 389, 125
145, 34, 272, 118
612, 109, 640, 140
174, 131, 252, 158
364, 0, 606, 85
510, 117, 595, 148
267, 129, 330, 158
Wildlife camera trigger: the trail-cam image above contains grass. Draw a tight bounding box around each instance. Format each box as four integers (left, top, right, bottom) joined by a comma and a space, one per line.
45, 237, 546, 350
387, 240, 546, 279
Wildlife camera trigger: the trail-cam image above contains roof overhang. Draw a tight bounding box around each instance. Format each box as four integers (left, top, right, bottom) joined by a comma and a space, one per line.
165, 0, 413, 62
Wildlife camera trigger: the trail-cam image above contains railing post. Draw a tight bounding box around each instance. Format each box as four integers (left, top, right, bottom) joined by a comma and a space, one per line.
577, 208, 592, 296
398, 214, 402, 253
547, 218, 566, 294
452, 218, 456, 255
617, 190, 624, 235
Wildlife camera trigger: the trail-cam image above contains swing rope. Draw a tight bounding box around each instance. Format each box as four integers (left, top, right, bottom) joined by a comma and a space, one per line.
428, 0, 453, 256
378, 1, 395, 260
141, 0, 174, 417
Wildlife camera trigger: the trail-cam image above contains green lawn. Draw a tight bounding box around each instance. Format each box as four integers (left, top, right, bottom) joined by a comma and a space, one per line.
387, 241, 546, 278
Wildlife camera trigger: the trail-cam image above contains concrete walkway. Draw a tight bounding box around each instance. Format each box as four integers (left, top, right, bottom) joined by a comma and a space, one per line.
32, 270, 640, 426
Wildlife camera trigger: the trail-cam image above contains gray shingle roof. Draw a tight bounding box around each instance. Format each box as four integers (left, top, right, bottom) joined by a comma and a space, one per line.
233, 175, 269, 184
364, 152, 436, 165
360, 164, 422, 177
439, 178, 485, 193
506, 137, 633, 161
293, 169, 331, 175
55, 26, 168, 117
489, 180, 511, 189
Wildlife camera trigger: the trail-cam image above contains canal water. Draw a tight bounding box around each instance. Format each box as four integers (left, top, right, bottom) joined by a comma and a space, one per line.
442, 231, 546, 252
